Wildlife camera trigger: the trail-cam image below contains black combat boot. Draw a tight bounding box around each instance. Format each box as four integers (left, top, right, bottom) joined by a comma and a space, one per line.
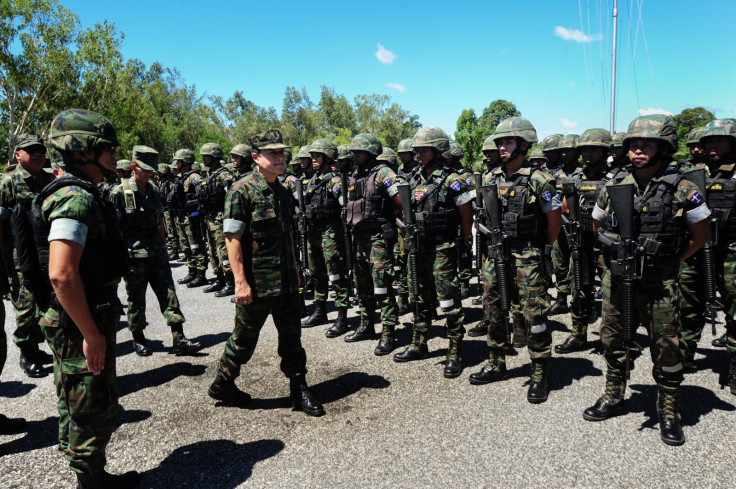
583, 376, 627, 421
301, 300, 328, 328
467, 318, 489, 337
460, 283, 470, 299
0, 413, 26, 435
444, 338, 463, 378
215, 272, 235, 297
30, 344, 53, 365
393, 330, 428, 362
172, 333, 202, 355
177, 267, 196, 284
76, 470, 141, 489
550, 294, 569, 315
681, 341, 698, 374
512, 312, 527, 348
657, 386, 685, 446
345, 318, 376, 342
712, 332, 727, 348
187, 270, 208, 288
19, 346, 47, 378
374, 324, 397, 356
555, 320, 587, 354
168, 250, 179, 261
469, 352, 507, 384
203, 273, 225, 293
289, 374, 325, 417
325, 308, 349, 338
208, 374, 251, 405
527, 358, 549, 404
132, 331, 152, 357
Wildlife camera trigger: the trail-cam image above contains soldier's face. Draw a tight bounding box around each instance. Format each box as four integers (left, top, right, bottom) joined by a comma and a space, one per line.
203, 155, 215, 167
398, 152, 414, 164
581, 147, 605, 166
254, 148, 286, 178
483, 150, 500, 166
689, 144, 705, 160
231, 154, 242, 168
543, 149, 561, 165
497, 137, 521, 162
703, 136, 732, 163
611, 147, 625, 160
628, 138, 660, 166
300, 157, 311, 169
132, 164, 153, 184
97, 144, 118, 171
352, 151, 371, 166
14, 145, 46, 174
415, 147, 435, 166
559, 149, 579, 165
312, 153, 326, 171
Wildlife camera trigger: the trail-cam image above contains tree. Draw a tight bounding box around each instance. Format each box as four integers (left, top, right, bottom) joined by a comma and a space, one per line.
454, 100, 520, 170
672, 107, 716, 158
478, 99, 520, 137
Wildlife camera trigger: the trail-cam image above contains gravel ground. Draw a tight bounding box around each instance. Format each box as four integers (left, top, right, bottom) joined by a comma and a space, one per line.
2, 260, 735, 488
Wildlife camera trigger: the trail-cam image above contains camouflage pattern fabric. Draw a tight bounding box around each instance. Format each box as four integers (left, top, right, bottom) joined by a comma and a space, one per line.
205, 164, 234, 276
48, 109, 119, 152
622, 114, 679, 152
551, 166, 584, 297
182, 170, 208, 272
352, 228, 398, 326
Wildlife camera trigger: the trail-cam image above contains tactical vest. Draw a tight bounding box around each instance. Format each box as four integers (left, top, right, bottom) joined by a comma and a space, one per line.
304, 172, 341, 225
577, 180, 607, 232
410, 167, 461, 244
706, 172, 736, 243
346, 163, 393, 228
118, 179, 162, 240
200, 166, 229, 213
498, 173, 546, 247
603, 171, 686, 258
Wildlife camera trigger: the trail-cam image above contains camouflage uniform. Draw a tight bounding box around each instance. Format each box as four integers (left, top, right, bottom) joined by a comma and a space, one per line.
157, 164, 180, 259
394, 138, 416, 313
444, 141, 474, 297
173, 150, 208, 283
230, 143, 254, 181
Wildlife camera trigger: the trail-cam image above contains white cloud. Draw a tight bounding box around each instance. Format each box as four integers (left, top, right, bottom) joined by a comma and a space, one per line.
375, 43, 397, 64
568, 81, 576, 87
554, 26, 603, 43
638, 107, 673, 116
557, 118, 580, 128
385, 83, 405, 93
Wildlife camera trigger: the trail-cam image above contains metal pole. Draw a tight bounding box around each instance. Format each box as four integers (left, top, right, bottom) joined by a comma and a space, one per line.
610, 0, 618, 134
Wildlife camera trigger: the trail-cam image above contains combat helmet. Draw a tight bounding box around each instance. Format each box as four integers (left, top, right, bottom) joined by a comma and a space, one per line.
158, 163, 171, 175
481, 135, 498, 152
48, 109, 119, 154
336, 144, 353, 160
685, 127, 706, 147
578, 129, 612, 148
492, 117, 538, 145
397, 138, 414, 154
310, 139, 338, 160
611, 132, 627, 149
230, 143, 252, 157
377, 147, 397, 166
542, 134, 563, 152
622, 114, 678, 152
412, 127, 450, 153
173, 149, 195, 164
443, 141, 464, 160
557, 134, 580, 150
350, 133, 383, 156
700, 119, 736, 143
116, 160, 132, 171
296, 145, 313, 159
200, 142, 224, 159
529, 148, 547, 162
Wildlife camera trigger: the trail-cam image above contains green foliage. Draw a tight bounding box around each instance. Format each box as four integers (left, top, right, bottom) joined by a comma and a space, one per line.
672, 107, 716, 159
455, 99, 520, 169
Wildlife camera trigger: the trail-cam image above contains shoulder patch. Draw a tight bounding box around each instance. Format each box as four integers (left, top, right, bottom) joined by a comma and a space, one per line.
288, 176, 298, 183
541, 190, 552, 202
466, 177, 473, 186
333, 184, 340, 196
450, 180, 462, 191
687, 189, 702, 204
383, 177, 393, 187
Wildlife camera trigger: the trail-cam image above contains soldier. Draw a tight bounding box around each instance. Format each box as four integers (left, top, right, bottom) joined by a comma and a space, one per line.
583, 114, 709, 446
555, 128, 612, 354
529, 147, 547, 169
297, 144, 314, 180
609, 132, 629, 170
685, 126, 707, 166
334, 143, 354, 173
230, 143, 254, 181
38, 109, 139, 487
115, 159, 131, 180
207, 129, 324, 417
395, 138, 416, 315
300, 139, 350, 337
200, 142, 235, 296
444, 141, 474, 299
541, 134, 564, 172
344, 133, 401, 355
469, 117, 562, 404
549, 134, 581, 316
393, 128, 472, 378
172, 149, 209, 287
110, 146, 202, 358
157, 163, 180, 261
0, 134, 55, 378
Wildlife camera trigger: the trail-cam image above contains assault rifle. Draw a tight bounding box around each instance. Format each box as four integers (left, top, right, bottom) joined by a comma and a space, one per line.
597, 184, 641, 380
684, 169, 719, 335
396, 184, 420, 317
340, 172, 354, 297
473, 173, 486, 296
562, 182, 590, 323
295, 179, 311, 289
477, 184, 512, 338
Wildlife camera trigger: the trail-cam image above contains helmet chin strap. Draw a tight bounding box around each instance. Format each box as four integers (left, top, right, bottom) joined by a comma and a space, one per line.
631, 153, 661, 170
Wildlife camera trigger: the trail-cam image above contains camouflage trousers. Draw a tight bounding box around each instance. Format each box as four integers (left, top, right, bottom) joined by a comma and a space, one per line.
9, 265, 43, 349
393, 237, 408, 301
352, 227, 398, 327
307, 223, 349, 309
217, 293, 307, 381
0, 300, 5, 378
124, 250, 185, 334
456, 234, 473, 287
182, 214, 208, 272
600, 261, 687, 385
552, 227, 572, 295
411, 243, 465, 339
176, 215, 192, 264
715, 245, 736, 355
678, 255, 706, 346
39, 288, 120, 474
206, 211, 230, 276
483, 246, 552, 360
568, 231, 597, 332
164, 209, 179, 252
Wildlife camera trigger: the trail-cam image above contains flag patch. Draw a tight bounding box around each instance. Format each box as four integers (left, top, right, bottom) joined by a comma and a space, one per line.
541, 190, 552, 201
450, 181, 462, 191
687, 189, 702, 204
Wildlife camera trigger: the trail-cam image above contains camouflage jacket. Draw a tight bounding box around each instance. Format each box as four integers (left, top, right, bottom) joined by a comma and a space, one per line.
109, 178, 165, 259
0, 165, 55, 248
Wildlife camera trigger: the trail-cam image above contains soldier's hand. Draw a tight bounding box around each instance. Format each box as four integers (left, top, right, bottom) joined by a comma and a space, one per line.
83, 332, 106, 375
235, 280, 253, 305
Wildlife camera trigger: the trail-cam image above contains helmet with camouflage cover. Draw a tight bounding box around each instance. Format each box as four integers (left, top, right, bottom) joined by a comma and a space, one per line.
481, 135, 498, 152
686, 126, 706, 147
529, 148, 547, 162
611, 132, 627, 148
622, 114, 678, 152
200, 142, 224, 159
350, 133, 382, 156
542, 134, 563, 152
492, 117, 538, 145
412, 127, 450, 153
578, 129, 612, 149
557, 134, 580, 150
397, 138, 414, 154
700, 119, 736, 142
309, 139, 338, 160
377, 147, 397, 166
230, 143, 252, 157
158, 163, 171, 175
296, 145, 313, 159
443, 141, 464, 160
116, 160, 132, 171
48, 109, 119, 154
336, 144, 353, 160
173, 148, 195, 164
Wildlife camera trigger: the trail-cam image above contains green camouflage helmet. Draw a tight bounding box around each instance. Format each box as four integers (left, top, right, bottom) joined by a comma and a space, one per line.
296, 145, 313, 158
700, 119, 736, 143
377, 147, 397, 166
481, 135, 498, 152
200, 142, 224, 158
412, 126, 450, 152
557, 134, 580, 150
623, 114, 678, 152
116, 160, 131, 170
493, 117, 538, 145
686, 126, 706, 146
158, 163, 171, 175
578, 129, 612, 149
542, 134, 563, 152
443, 141, 464, 160
230, 143, 252, 157
48, 109, 119, 153
310, 139, 338, 160
611, 132, 627, 148
397, 138, 414, 154
350, 133, 383, 156
336, 144, 353, 160
529, 148, 547, 161
132, 144, 159, 171
174, 148, 195, 164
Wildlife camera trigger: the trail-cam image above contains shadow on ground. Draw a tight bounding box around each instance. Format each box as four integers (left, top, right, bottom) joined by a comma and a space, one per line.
118, 362, 207, 397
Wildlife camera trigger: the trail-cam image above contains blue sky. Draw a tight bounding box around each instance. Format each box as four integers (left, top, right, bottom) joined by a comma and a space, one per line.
67, 0, 735, 140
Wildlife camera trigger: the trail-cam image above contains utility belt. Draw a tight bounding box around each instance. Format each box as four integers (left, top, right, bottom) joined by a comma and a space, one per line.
502, 212, 540, 241
352, 219, 397, 243
598, 231, 677, 275
50, 286, 119, 333
415, 209, 459, 244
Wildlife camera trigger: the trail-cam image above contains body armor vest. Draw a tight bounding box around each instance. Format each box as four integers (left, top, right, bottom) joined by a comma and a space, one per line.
577, 180, 607, 232
201, 166, 229, 213
706, 172, 736, 243
498, 174, 546, 247
304, 172, 341, 225
346, 163, 393, 228
410, 167, 460, 244
119, 179, 161, 240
